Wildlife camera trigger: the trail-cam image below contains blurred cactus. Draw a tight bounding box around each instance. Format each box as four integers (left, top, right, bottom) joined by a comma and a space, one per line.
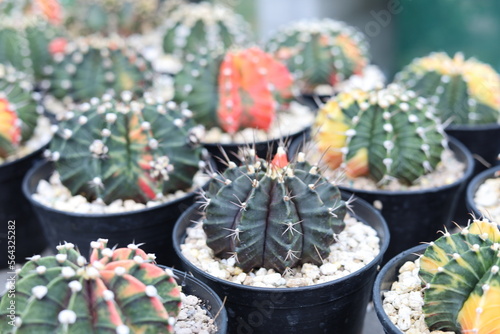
313, 84, 446, 185
395, 52, 500, 125
266, 18, 370, 94
419, 220, 500, 333
0, 0, 63, 25
0, 239, 181, 334
46, 92, 205, 204
202, 146, 347, 273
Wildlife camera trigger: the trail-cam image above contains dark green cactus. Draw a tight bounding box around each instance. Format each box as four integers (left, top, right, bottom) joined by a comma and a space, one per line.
313, 83, 446, 185
42, 36, 154, 103
162, 1, 252, 59
46, 91, 205, 204
419, 220, 500, 333
202, 147, 347, 273
0, 239, 181, 333
395, 52, 500, 125
266, 18, 370, 93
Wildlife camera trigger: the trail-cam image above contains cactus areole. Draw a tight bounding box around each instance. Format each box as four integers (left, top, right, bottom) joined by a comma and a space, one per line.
419, 220, 500, 334
202, 147, 347, 273
0, 239, 181, 334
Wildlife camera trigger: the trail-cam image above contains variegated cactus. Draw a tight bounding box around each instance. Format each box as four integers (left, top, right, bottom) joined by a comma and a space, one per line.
46, 92, 205, 204
174, 46, 293, 134
0, 239, 181, 334
0, 97, 22, 158
419, 220, 500, 334
266, 18, 370, 94
201, 146, 347, 273
313, 84, 446, 185
395, 52, 500, 125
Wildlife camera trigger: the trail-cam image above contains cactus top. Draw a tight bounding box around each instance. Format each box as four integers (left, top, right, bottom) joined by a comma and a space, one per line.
266, 18, 370, 92
395, 52, 500, 125
314, 83, 446, 185
0, 239, 181, 334
419, 220, 500, 333
202, 147, 347, 273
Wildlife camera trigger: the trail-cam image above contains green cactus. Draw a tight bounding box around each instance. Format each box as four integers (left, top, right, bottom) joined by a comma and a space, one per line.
0, 64, 41, 158
266, 18, 370, 94
162, 1, 252, 59
419, 220, 500, 333
395, 52, 500, 125
42, 36, 154, 103
46, 91, 205, 204
313, 83, 446, 185
0, 239, 181, 334
201, 146, 347, 273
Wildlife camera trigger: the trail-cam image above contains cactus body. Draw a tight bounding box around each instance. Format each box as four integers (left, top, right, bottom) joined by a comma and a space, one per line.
266, 19, 369, 93
48, 92, 204, 204
0, 0, 62, 25
419, 220, 500, 333
162, 1, 251, 59
313, 84, 446, 184
202, 147, 346, 273
0, 97, 21, 158
395, 52, 500, 125
0, 239, 181, 334
44, 36, 154, 103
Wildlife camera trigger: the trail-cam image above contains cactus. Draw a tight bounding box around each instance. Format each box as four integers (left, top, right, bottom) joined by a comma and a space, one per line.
174, 46, 294, 134
266, 18, 370, 94
162, 1, 252, 59
201, 146, 347, 273
0, 0, 62, 25
0, 239, 181, 334
42, 36, 154, 103
419, 220, 500, 334
313, 84, 446, 185
395, 52, 500, 125
46, 91, 205, 204
0, 64, 40, 158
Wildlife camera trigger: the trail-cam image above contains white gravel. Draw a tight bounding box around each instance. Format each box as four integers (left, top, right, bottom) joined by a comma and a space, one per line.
313, 65, 386, 96
474, 175, 500, 223
181, 213, 380, 288
174, 292, 218, 334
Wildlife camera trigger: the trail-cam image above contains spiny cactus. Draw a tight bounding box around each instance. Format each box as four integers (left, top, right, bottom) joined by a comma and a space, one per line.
395, 52, 500, 125
0, 18, 64, 81
42, 36, 154, 103
162, 1, 252, 59
46, 91, 205, 204
0, 64, 41, 159
0, 239, 181, 334
266, 18, 370, 94
201, 146, 347, 273
174, 46, 294, 134
313, 84, 446, 185
419, 220, 500, 334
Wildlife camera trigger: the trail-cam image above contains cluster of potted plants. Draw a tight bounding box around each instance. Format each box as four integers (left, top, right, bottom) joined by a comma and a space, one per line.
0, 0, 499, 333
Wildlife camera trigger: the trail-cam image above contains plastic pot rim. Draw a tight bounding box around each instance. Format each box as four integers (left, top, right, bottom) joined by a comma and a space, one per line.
466, 164, 500, 218
173, 192, 390, 294
446, 122, 500, 132
0, 141, 49, 175
22, 160, 205, 219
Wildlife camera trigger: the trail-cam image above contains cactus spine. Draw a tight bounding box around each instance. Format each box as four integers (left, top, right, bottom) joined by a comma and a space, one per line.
395, 52, 500, 125
419, 220, 500, 334
202, 147, 347, 273
266, 18, 370, 94
0, 239, 181, 334
47, 92, 205, 204
313, 84, 446, 185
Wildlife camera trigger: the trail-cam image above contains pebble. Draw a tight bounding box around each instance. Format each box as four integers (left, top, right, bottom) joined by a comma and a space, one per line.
174, 292, 217, 334
474, 177, 500, 223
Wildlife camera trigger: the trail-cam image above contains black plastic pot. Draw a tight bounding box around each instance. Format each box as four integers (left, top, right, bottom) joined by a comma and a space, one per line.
466, 164, 500, 219
22, 161, 201, 268
173, 193, 390, 334
0, 145, 48, 268
165, 267, 228, 334
372, 244, 427, 334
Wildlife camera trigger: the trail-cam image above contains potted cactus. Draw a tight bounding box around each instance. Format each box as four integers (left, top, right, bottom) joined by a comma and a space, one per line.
0, 64, 51, 268
174, 46, 313, 171
0, 238, 227, 333
373, 219, 500, 334
173, 147, 390, 333
294, 83, 474, 260
22, 91, 207, 266
466, 165, 500, 223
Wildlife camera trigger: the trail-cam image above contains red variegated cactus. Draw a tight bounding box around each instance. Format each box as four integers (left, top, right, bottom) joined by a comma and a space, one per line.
0, 239, 181, 333
0, 97, 22, 158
